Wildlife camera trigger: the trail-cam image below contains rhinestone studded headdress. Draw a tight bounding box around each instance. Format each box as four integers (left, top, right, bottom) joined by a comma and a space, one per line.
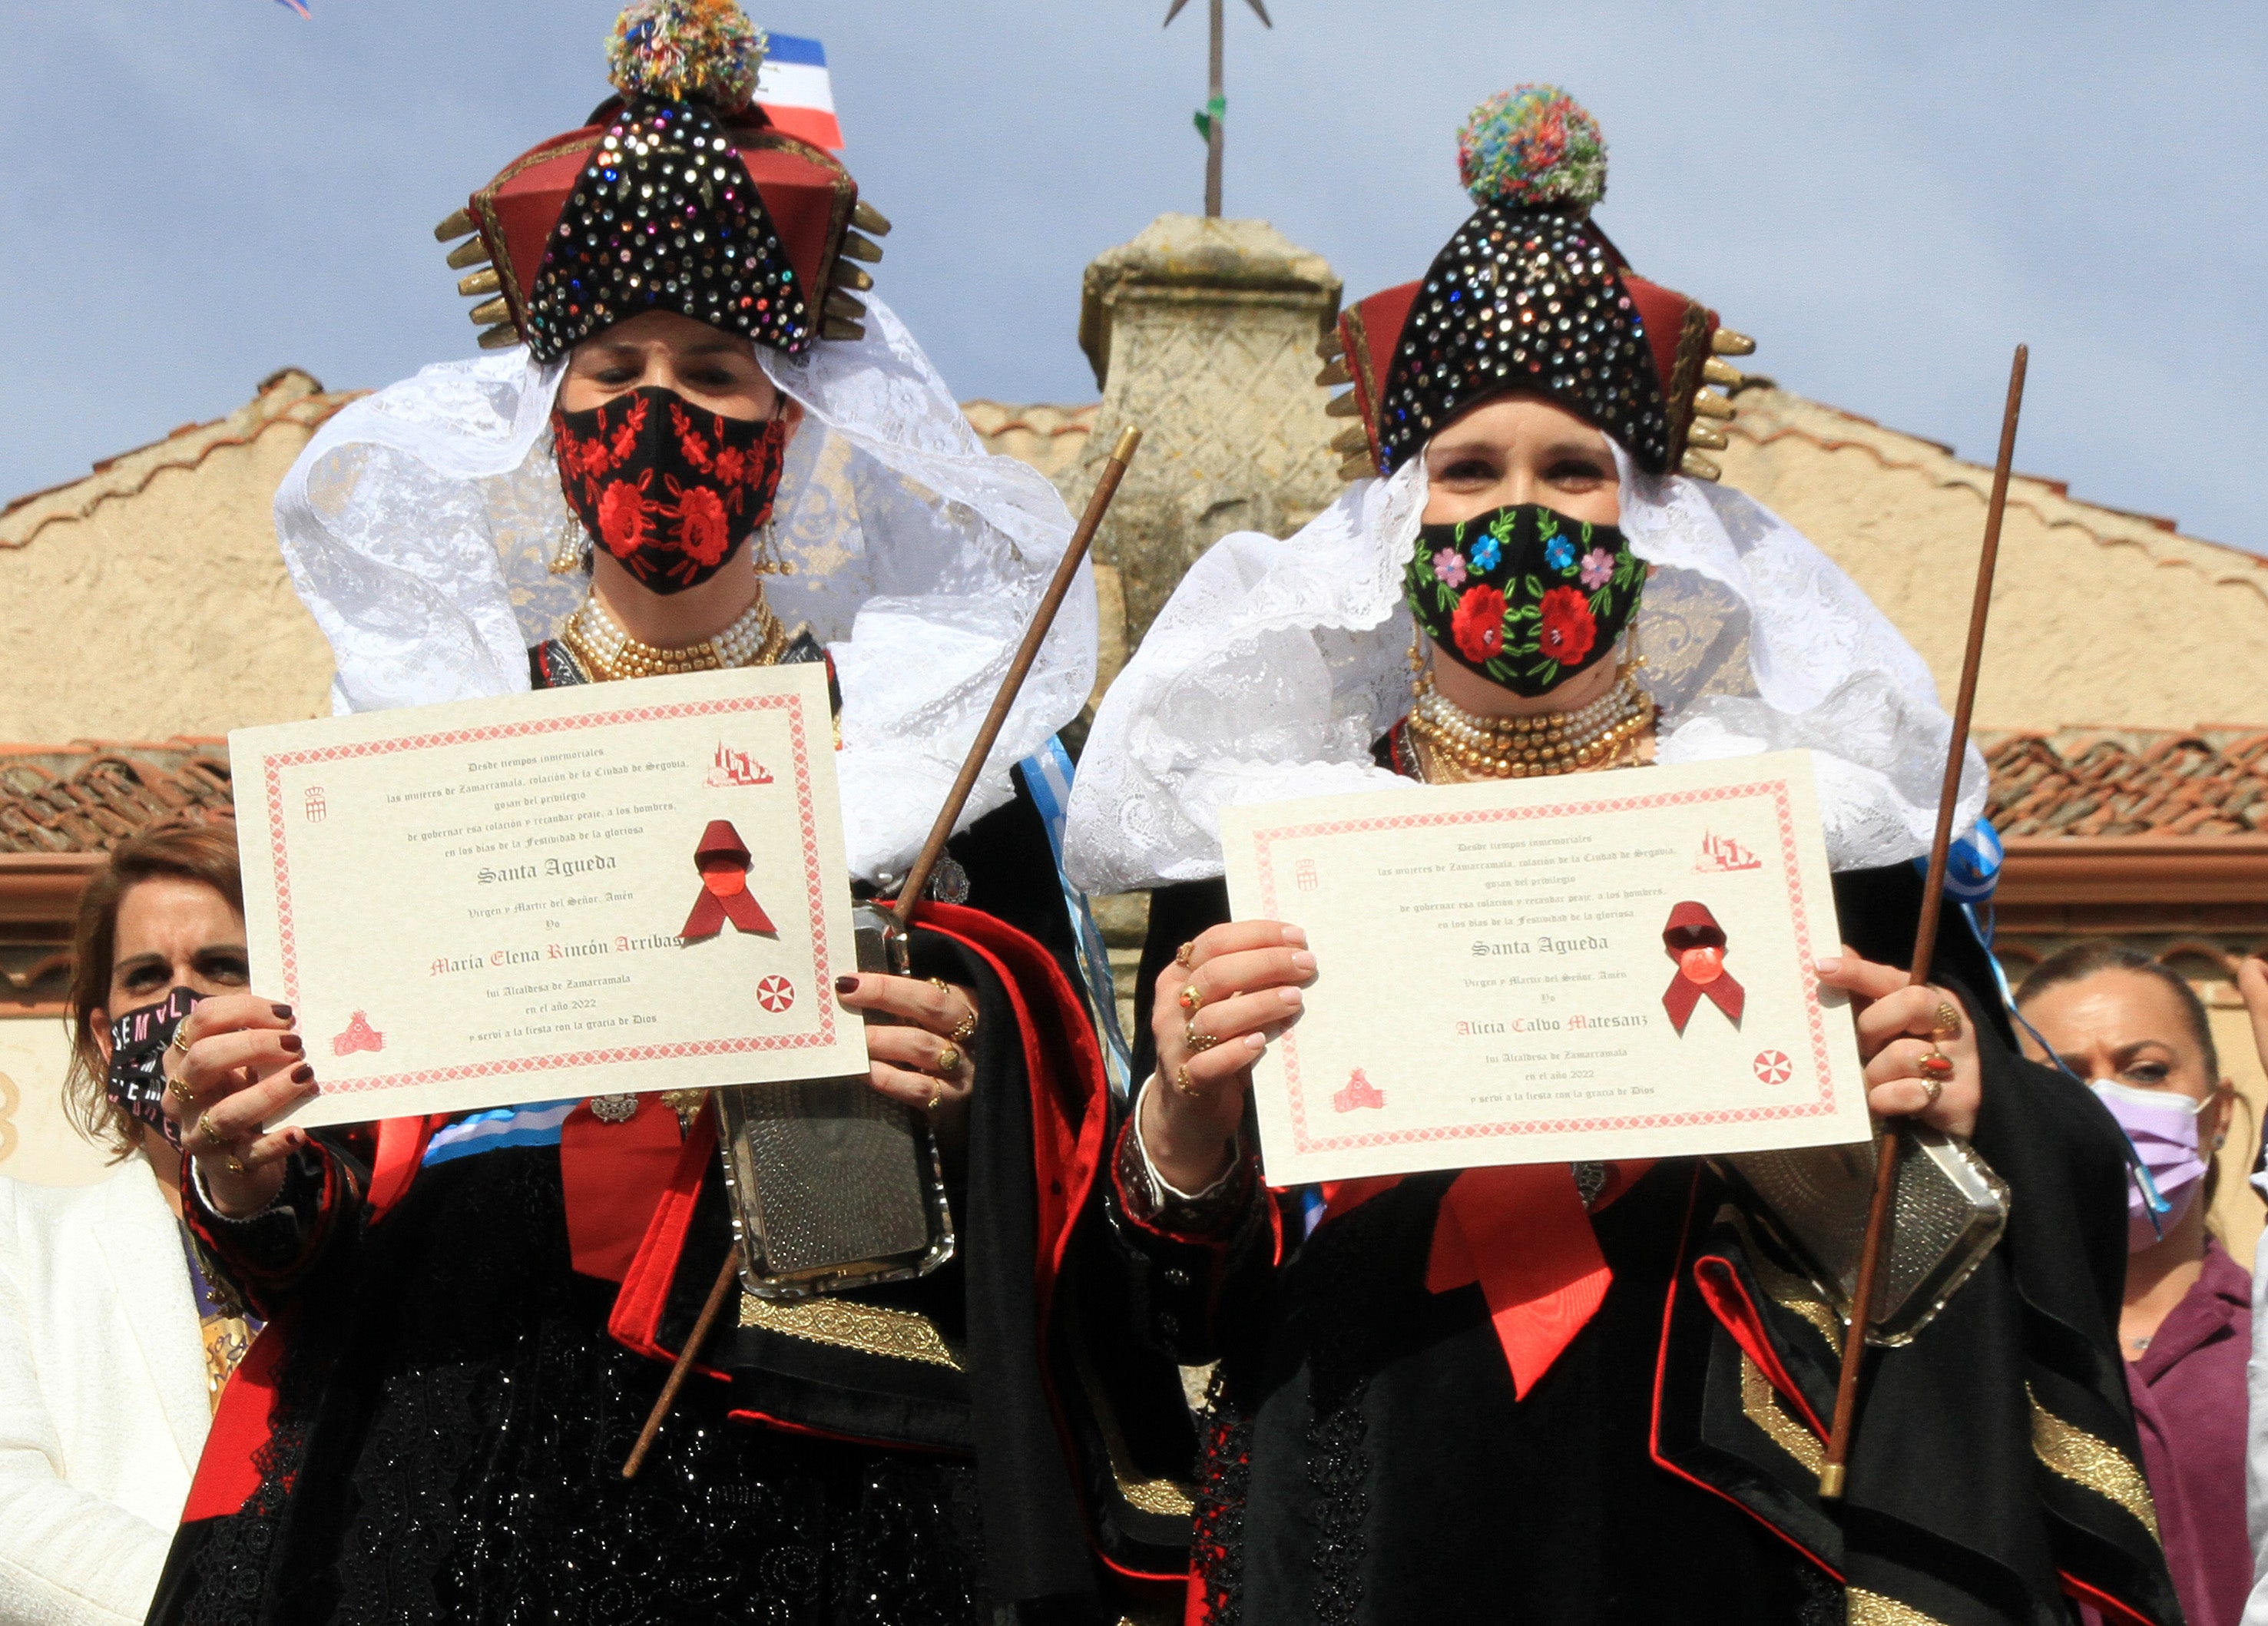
1317, 86, 1757, 482
428, 0, 890, 361
519, 95, 810, 361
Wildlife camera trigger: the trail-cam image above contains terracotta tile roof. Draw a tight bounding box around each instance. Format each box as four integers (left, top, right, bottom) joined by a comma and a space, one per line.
1724, 385, 2268, 601
961, 399, 1098, 482
0, 740, 233, 854
1983, 729, 2268, 838
1, 369, 363, 550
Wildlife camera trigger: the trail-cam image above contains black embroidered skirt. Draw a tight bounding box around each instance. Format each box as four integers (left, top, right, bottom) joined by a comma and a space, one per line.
159, 1145, 988, 1626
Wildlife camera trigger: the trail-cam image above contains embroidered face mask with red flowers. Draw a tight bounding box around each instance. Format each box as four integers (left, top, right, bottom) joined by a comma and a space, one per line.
1403, 503, 1644, 696
551, 386, 791, 594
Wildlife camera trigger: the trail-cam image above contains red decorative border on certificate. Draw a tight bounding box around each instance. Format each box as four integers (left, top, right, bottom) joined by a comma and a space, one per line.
259, 694, 836, 1094
1247, 777, 1834, 1155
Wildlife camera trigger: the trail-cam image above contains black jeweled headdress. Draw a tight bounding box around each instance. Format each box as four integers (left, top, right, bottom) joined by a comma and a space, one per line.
1321, 86, 1756, 483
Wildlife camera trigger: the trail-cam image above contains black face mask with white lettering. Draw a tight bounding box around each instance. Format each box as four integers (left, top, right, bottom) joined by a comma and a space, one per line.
104, 985, 199, 1146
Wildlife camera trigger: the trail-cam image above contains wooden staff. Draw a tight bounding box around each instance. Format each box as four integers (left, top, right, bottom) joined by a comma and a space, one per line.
623, 424, 1144, 1479
1817, 346, 2027, 1500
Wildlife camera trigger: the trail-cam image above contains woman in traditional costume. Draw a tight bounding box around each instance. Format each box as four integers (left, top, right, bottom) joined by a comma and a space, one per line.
1064, 88, 2180, 1626
145, 5, 1183, 1621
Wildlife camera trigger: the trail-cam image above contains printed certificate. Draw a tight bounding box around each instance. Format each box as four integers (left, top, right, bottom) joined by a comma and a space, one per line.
230, 665, 867, 1128
1220, 751, 1871, 1185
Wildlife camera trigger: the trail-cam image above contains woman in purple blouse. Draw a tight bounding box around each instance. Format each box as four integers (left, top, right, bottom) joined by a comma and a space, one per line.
2019, 942, 2250, 1626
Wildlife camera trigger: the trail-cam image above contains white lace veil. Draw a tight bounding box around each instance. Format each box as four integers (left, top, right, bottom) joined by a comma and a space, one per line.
274, 294, 1094, 886
1063, 442, 1982, 896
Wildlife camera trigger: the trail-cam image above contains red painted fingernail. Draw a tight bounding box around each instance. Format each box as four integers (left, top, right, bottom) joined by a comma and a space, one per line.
272, 1004, 295, 1021
281, 1033, 304, 1054
290, 1064, 314, 1085
835, 975, 859, 995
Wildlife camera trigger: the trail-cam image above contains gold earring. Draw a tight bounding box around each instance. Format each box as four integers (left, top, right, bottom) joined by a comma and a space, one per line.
748, 518, 793, 578
549, 515, 591, 575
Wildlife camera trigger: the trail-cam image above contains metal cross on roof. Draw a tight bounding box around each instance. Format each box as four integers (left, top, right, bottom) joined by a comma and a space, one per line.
1164, 0, 1272, 217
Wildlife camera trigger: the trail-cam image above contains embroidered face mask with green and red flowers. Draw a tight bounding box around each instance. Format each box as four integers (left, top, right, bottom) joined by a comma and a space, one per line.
1403, 503, 1645, 697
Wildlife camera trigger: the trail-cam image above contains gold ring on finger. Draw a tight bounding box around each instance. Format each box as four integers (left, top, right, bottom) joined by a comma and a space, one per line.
171, 1025, 194, 1055
926, 1080, 943, 1113
194, 1111, 223, 1151
1919, 1075, 1944, 1108
1178, 982, 1206, 1012
1174, 1064, 1201, 1099
1175, 940, 1197, 969
935, 1044, 962, 1075
1931, 1001, 1962, 1043
224, 1151, 247, 1176
164, 1072, 197, 1108
1917, 1048, 1954, 1084
1184, 1015, 1220, 1053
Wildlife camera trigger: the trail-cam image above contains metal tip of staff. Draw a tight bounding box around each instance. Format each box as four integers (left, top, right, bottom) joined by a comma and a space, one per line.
1817, 1462, 1846, 1499
1111, 426, 1144, 464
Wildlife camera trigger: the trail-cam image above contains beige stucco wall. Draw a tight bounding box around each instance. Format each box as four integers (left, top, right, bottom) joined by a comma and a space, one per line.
1720, 389, 2268, 734
0, 1017, 109, 1187
0, 373, 343, 744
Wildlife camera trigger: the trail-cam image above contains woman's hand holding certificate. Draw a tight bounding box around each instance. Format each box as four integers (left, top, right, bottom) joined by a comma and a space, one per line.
1154, 752, 1983, 1188
228, 665, 871, 1129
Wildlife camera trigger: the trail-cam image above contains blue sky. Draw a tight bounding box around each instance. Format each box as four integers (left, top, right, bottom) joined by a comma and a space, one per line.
6, 2, 2263, 553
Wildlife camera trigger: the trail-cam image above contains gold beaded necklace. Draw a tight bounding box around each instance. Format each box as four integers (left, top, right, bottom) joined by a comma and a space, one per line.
561, 590, 788, 682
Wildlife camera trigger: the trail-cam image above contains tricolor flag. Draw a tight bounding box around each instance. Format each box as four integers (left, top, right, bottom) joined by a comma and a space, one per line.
755, 34, 842, 150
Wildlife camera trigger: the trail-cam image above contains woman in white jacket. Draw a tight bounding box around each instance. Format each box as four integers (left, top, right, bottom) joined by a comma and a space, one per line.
0, 822, 253, 1624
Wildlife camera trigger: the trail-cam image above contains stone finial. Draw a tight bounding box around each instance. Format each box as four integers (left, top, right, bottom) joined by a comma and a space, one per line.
1060, 214, 1344, 672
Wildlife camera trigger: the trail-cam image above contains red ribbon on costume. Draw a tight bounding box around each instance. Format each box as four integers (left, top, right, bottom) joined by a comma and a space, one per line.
1317, 1162, 1651, 1398
1424, 1166, 1614, 1398
1660, 900, 1743, 1033
680, 819, 776, 940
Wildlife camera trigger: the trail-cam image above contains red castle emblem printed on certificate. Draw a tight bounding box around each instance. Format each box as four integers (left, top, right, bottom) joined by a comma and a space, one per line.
1333, 1068, 1386, 1112
333, 1011, 385, 1057
1694, 830, 1763, 873
705, 741, 774, 788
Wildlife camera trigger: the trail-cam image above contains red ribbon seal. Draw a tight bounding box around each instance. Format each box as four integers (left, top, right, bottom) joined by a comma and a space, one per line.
680, 820, 776, 940
1660, 900, 1743, 1033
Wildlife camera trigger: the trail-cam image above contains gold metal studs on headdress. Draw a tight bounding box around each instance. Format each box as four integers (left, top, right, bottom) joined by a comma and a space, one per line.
817, 200, 892, 343
435, 205, 527, 350
1316, 326, 1376, 482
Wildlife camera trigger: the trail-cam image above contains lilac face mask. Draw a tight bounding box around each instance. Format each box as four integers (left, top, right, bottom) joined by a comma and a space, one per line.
2090, 1079, 2207, 1252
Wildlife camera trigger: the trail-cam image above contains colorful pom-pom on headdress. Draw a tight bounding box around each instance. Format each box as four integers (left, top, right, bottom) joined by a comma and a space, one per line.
606, 0, 766, 114
1456, 84, 1607, 214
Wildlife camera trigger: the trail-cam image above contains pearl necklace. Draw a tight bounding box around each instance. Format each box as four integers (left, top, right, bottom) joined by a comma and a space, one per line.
561, 591, 787, 681
1407, 666, 1655, 779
